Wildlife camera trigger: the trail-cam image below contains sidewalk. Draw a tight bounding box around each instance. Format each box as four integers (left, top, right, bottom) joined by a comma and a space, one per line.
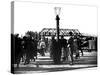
14, 51, 97, 74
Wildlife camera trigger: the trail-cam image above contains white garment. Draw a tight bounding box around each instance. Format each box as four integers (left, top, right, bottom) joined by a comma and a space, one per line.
40, 41, 46, 48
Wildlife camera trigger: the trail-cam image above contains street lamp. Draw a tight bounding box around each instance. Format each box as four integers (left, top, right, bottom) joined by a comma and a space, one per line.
54, 7, 61, 41
53, 7, 61, 64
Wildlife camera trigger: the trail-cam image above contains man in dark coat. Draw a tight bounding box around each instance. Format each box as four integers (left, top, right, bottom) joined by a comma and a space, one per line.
59, 35, 68, 62
50, 35, 61, 64
50, 36, 56, 60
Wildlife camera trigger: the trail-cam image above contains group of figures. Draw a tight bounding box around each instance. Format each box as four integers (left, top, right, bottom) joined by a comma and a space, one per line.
50, 32, 83, 64
11, 34, 48, 68
11, 31, 96, 68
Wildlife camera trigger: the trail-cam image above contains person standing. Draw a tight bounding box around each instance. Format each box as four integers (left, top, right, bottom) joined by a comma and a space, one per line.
77, 35, 83, 56
59, 35, 68, 62
24, 36, 32, 64
50, 36, 56, 58
40, 39, 46, 56
68, 32, 74, 65
73, 35, 79, 59
50, 35, 61, 64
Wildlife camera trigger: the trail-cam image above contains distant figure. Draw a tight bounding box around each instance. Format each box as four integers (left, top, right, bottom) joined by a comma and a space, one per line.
39, 39, 46, 56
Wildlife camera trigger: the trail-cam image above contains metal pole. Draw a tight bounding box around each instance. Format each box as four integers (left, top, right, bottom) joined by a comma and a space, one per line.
56, 15, 60, 41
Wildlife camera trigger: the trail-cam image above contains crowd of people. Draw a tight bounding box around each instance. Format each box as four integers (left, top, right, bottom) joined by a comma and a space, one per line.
11, 33, 49, 67
49, 32, 83, 64
11, 31, 97, 67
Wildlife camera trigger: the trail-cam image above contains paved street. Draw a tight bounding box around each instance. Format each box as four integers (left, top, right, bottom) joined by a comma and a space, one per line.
14, 51, 97, 74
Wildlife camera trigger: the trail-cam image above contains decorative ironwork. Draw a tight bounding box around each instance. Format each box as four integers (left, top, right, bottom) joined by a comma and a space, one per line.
40, 28, 81, 36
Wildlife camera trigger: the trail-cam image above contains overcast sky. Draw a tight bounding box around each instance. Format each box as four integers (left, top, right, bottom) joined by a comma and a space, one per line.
14, 1, 97, 36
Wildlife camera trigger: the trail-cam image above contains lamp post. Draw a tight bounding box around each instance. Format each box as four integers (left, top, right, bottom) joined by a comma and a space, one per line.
53, 7, 61, 64
54, 7, 61, 41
